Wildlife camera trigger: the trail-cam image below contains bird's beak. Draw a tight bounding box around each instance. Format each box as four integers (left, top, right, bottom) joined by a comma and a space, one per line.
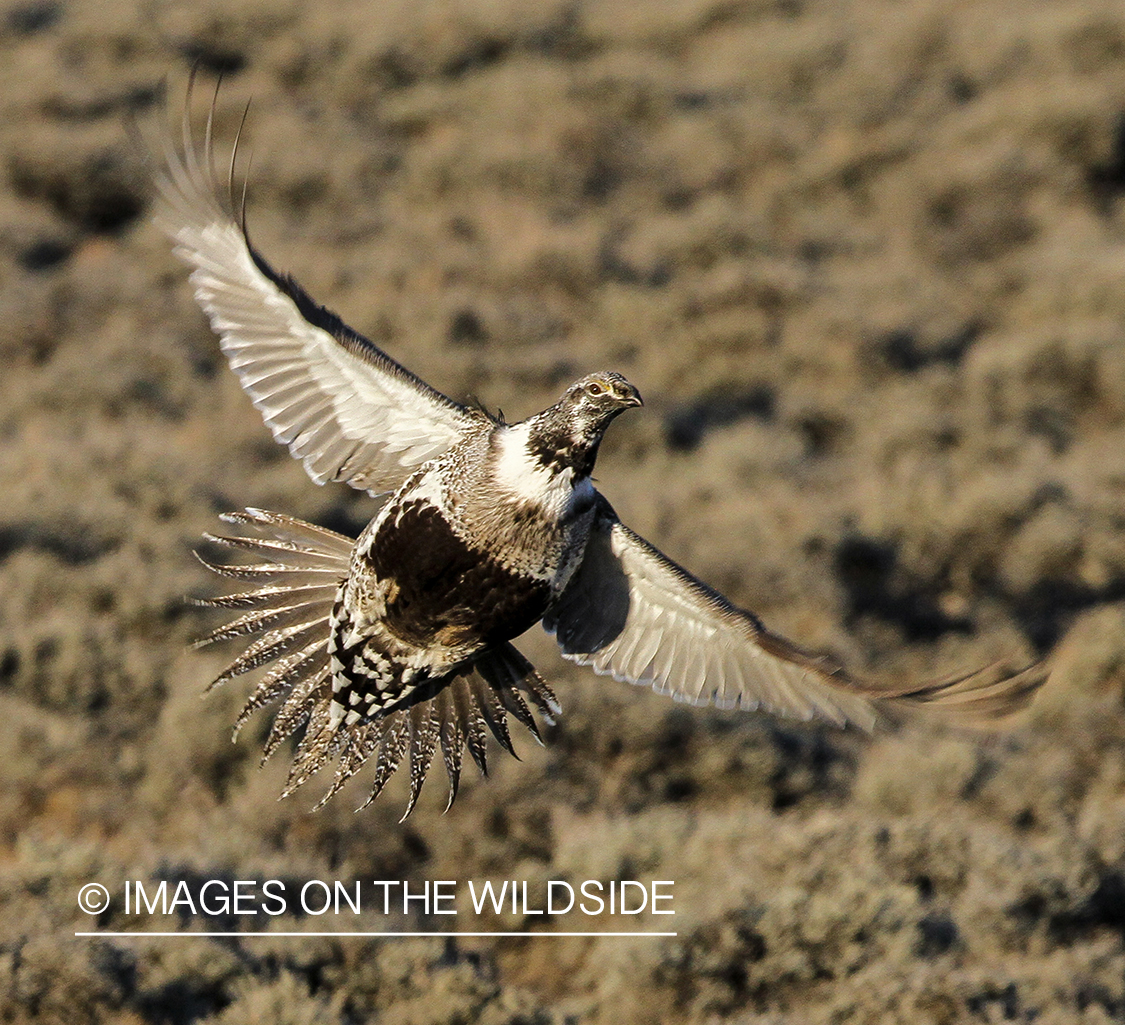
620, 384, 643, 408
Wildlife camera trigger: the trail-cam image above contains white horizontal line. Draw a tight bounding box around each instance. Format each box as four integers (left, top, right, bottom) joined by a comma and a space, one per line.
75, 930, 677, 938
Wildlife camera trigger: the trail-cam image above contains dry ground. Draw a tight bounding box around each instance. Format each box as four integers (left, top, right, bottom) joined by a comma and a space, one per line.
2, 0, 1125, 1021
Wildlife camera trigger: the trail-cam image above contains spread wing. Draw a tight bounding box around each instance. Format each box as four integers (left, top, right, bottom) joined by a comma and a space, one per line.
149, 82, 480, 494
544, 496, 1045, 730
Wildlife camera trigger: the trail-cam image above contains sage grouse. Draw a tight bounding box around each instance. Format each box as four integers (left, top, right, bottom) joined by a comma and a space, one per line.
152, 87, 1044, 818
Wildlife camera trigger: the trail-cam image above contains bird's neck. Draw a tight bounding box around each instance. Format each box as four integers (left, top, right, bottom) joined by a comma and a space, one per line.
525, 410, 601, 479
489, 420, 595, 510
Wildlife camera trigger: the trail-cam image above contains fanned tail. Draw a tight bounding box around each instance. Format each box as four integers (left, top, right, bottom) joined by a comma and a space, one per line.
308, 646, 559, 820
193, 509, 558, 817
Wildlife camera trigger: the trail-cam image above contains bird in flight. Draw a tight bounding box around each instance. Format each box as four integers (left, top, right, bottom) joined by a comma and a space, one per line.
151, 81, 1044, 818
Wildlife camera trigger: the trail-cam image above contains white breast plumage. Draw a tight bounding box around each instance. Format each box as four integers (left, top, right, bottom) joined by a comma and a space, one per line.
492, 423, 581, 517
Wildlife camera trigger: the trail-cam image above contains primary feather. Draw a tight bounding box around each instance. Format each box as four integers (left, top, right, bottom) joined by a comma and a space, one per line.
151, 84, 473, 494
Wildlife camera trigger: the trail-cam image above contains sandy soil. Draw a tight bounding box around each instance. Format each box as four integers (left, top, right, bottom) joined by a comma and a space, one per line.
2, 0, 1125, 1021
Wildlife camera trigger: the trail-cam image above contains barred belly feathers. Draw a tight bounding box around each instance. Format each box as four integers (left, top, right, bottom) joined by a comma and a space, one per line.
152, 78, 1046, 818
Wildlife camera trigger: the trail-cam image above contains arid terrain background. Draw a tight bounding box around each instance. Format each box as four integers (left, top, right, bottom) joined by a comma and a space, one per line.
3, 0, 1125, 1021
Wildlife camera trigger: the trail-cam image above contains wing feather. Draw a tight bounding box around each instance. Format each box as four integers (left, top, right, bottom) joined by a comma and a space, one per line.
150, 82, 481, 494
544, 495, 1045, 730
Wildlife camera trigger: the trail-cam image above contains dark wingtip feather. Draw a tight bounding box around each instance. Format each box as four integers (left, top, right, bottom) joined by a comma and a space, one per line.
879, 657, 1050, 726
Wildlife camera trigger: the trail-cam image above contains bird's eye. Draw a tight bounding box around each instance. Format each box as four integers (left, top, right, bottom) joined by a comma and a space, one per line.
585, 382, 604, 396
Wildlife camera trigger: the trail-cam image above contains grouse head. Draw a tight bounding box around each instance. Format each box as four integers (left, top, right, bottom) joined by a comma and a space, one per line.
527, 372, 643, 478
565, 371, 643, 416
